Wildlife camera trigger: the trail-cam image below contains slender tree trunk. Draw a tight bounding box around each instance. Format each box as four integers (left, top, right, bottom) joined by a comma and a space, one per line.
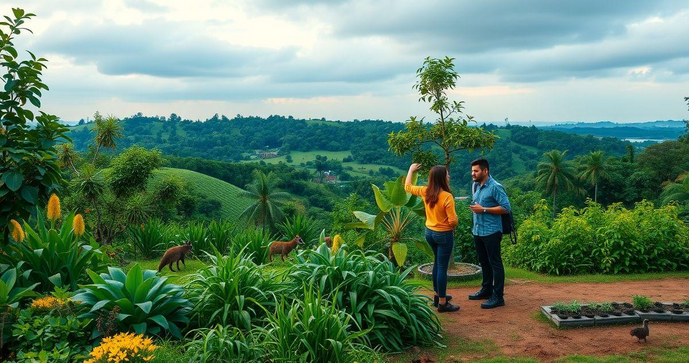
92, 146, 101, 166
594, 183, 598, 203
552, 189, 557, 218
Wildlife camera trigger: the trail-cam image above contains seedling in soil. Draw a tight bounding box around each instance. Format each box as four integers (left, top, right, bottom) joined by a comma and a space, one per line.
633, 295, 653, 311
598, 302, 613, 313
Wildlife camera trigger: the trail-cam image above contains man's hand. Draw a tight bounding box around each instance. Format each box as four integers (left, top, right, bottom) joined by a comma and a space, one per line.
409, 163, 422, 172
470, 203, 484, 214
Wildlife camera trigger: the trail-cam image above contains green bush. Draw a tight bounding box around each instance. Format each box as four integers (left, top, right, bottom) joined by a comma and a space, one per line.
10, 307, 92, 362
73, 265, 192, 339
129, 218, 167, 260
228, 228, 274, 265
183, 221, 211, 255
280, 214, 319, 246
184, 249, 282, 330
257, 291, 379, 363
633, 295, 653, 311
0, 212, 106, 292
185, 325, 263, 363
287, 245, 442, 352
505, 200, 689, 275
206, 220, 235, 254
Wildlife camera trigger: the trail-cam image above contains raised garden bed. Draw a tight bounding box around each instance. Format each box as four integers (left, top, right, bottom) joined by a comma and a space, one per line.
541, 299, 689, 328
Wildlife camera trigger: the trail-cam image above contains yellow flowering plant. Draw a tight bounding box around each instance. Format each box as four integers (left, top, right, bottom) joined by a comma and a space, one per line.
85, 332, 157, 363
0, 211, 106, 292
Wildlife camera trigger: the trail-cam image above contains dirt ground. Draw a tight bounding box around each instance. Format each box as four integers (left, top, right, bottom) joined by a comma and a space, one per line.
423, 278, 689, 362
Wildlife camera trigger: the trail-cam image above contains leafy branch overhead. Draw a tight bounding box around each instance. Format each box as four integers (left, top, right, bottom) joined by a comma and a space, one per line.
388, 56, 497, 172
1, 8, 70, 243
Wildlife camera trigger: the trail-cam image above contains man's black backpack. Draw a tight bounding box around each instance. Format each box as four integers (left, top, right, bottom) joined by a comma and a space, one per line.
472, 182, 517, 245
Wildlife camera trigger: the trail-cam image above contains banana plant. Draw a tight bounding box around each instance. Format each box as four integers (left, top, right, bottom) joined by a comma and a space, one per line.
346, 174, 431, 266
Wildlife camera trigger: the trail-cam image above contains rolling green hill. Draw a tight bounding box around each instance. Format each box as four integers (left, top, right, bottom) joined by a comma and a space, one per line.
150, 167, 253, 220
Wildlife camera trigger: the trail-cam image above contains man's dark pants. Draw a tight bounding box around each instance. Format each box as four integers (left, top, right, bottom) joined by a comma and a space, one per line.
473, 232, 504, 298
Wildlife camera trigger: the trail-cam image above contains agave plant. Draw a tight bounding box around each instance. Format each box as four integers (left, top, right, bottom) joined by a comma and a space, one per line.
73, 265, 192, 339
287, 245, 442, 352
346, 175, 431, 266
0, 212, 106, 292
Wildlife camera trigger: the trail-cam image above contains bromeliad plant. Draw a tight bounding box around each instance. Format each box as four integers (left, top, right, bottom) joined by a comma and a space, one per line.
73, 265, 192, 339
346, 175, 431, 266
0, 209, 106, 292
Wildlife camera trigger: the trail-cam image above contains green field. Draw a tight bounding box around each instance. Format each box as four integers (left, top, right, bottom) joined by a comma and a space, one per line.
150, 167, 253, 220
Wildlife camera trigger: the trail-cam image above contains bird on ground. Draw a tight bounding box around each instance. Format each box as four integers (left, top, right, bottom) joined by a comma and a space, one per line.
630, 319, 650, 342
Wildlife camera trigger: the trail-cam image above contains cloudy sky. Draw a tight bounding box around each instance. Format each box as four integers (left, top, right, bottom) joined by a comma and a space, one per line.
4, 0, 689, 123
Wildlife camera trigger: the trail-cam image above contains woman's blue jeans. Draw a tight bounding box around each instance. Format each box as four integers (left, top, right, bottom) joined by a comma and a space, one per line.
425, 228, 454, 298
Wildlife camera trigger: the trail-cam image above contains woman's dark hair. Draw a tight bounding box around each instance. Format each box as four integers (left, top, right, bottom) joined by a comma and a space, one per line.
426, 165, 451, 208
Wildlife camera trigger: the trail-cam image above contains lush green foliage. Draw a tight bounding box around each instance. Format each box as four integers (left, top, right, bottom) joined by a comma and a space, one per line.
73, 265, 191, 339
632, 295, 654, 310
506, 200, 689, 275
0, 212, 106, 292
109, 146, 162, 198
258, 291, 377, 363
228, 228, 275, 265
238, 170, 291, 231
0, 265, 38, 309
129, 219, 167, 259
184, 249, 282, 330
388, 56, 496, 171
1, 9, 69, 243
287, 245, 442, 352
280, 214, 319, 245
10, 305, 91, 362
185, 325, 263, 362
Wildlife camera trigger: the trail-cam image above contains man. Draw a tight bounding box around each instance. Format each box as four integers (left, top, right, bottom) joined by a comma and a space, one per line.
468, 158, 511, 309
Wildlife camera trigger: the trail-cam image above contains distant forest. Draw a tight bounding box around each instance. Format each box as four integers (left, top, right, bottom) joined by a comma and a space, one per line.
67, 113, 631, 182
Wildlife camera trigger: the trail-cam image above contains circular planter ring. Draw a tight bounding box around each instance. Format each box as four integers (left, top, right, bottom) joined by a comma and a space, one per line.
417, 262, 482, 282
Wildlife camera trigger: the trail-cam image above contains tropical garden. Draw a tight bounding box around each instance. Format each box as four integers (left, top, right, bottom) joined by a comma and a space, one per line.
2, 8, 689, 363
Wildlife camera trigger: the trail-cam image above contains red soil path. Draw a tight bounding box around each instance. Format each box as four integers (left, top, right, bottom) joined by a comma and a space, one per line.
424, 278, 689, 362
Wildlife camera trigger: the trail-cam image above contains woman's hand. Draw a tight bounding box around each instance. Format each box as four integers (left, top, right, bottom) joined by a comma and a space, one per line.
409, 163, 422, 172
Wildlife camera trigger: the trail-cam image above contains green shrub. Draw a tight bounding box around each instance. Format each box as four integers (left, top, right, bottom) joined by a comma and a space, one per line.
0, 212, 106, 292
206, 220, 235, 254
73, 265, 191, 339
633, 295, 653, 311
184, 221, 211, 254
280, 214, 319, 246
228, 228, 274, 265
129, 218, 167, 259
185, 325, 263, 362
257, 291, 379, 363
10, 307, 92, 362
0, 264, 39, 348
184, 248, 282, 330
505, 200, 689, 275
287, 245, 442, 352
598, 302, 613, 313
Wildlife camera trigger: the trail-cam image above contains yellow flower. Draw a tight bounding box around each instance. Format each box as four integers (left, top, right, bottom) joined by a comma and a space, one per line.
47, 193, 61, 221
30, 296, 67, 310
332, 234, 343, 253
85, 332, 157, 363
9, 219, 24, 243
73, 214, 86, 236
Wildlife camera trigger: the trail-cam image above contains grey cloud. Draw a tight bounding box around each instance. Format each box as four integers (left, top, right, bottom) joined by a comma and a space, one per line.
34, 20, 297, 78
123, 0, 167, 13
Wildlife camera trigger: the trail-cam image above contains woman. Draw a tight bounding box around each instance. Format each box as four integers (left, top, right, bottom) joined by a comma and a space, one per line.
405, 163, 459, 313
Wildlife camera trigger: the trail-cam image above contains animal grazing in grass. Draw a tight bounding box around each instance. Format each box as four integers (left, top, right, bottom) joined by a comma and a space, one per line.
158, 241, 193, 272
630, 319, 649, 342
269, 235, 305, 262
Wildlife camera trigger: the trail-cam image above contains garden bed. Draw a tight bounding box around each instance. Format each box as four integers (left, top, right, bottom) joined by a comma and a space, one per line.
542, 299, 689, 328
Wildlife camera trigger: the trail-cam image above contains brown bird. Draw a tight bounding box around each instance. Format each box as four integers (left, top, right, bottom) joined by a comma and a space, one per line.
630, 319, 649, 342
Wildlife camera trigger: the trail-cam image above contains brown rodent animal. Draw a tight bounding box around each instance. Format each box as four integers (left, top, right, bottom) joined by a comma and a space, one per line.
158, 241, 193, 272
269, 235, 305, 262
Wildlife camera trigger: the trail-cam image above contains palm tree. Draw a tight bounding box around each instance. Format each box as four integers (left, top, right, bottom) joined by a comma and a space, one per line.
535, 150, 578, 217
661, 173, 689, 205
578, 151, 610, 203
92, 113, 123, 164
73, 164, 106, 241
239, 170, 291, 232
57, 143, 80, 174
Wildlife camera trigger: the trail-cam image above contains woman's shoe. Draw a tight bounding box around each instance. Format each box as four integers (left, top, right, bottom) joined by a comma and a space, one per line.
438, 301, 460, 313
433, 295, 453, 307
